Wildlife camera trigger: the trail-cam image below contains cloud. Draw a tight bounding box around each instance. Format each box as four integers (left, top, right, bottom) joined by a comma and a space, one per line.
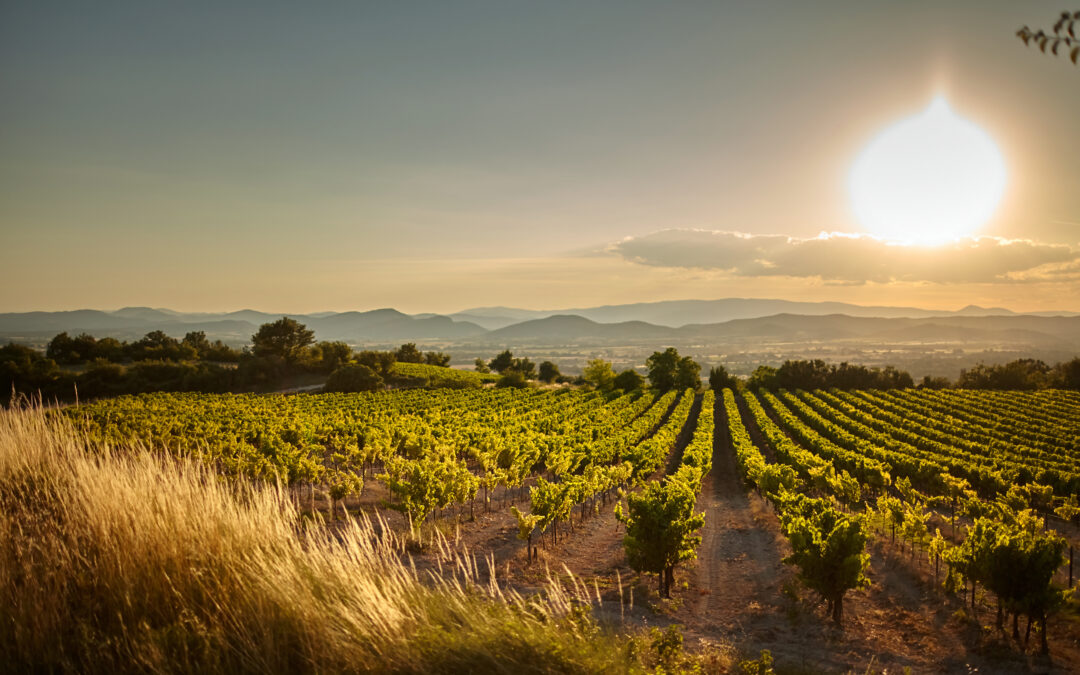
610, 229, 1080, 284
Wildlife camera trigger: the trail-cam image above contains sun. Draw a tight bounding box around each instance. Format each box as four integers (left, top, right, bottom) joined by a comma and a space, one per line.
848, 97, 1006, 245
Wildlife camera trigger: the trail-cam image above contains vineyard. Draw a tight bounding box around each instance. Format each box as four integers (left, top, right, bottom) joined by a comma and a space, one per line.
63, 387, 1080, 673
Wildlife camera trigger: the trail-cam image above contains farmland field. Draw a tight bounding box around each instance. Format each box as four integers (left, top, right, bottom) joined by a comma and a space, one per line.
49, 388, 1080, 672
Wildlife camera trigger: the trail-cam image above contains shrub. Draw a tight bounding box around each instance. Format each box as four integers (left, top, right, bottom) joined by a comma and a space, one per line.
324, 364, 383, 392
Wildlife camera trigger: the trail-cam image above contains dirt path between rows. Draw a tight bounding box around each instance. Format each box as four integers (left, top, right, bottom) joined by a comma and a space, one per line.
674, 393, 794, 653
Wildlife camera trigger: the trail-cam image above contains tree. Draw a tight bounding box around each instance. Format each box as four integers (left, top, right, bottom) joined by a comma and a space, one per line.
93, 337, 126, 362
582, 358, 616, 390
958, 359, 1050, 390
424, 351, 451, 367
46, 332, 81, 364
776, 359, 831, 390
489, 350, 516, 374
708, 365, 738, 391
646, 348, 680, 391
1052, 357, 1080, 389
1017, 12, 1080, 64
747, 365, 778, 390
537, 360, 561, 383
202, 339, 241, 362
919, 375, 951, 389
395, 343, 424, 363
47, 332, 105, 364
130, 330, 189, 362
181, 331, 211, 356
355, 350, 396, 378
251, 317, 315, 364
313, 341, 352, 373
324, 364, 383, 392
474, 357, 490, 373
613, 368, 645, 391
510, 357, 536, 379
674, 356, 701, 390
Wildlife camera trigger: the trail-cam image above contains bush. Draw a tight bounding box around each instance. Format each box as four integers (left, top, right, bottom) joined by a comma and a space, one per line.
495, 371, 528, 389
325, 364, 384, 393
613, 369, 644, 391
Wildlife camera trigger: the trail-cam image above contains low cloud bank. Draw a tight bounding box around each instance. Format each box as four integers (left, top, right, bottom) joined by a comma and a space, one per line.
611, 229, 1079, 284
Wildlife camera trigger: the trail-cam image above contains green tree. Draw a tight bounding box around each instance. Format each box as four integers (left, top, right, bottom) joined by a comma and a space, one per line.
1052, 356, 1080, 389
646, 348, 680, 391
489, 350, 516, 374
251, 317, 315, 364
47, 332, 100, 364
395, 343, 424, 363
613, 368, 644, 391
708, 365, 738, 391
314, 341, 353, 373
474, 357, 491, 373
918, 374, 951, 389
181, 331, 211, 356
355, 350, 396, 377
747, 365, 778, 390
202, 339, 241, 362
538, 360, 561, 383
424, 351, 451, 367
130, 330, 189, 361
509, 356, 536, 379
46, 332, 77, 364
674, 356, 701, 390
582, 358, 616, 390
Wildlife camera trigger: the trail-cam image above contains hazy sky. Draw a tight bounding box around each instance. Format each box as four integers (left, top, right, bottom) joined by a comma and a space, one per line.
1, 1, 1078, 313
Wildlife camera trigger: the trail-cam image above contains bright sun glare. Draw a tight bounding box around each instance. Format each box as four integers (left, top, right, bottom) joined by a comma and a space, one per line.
849, 97, 1006, 246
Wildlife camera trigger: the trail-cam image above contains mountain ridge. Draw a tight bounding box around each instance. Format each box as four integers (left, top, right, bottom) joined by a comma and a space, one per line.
1, 299, 1079, 346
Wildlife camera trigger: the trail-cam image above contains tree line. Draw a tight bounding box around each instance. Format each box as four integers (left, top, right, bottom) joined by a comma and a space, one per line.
6, 320, 1078, 403
953, 358, 1080, 391
719, 357, 1080, 392
1, 317, 454, 402
480, 346, 701, 393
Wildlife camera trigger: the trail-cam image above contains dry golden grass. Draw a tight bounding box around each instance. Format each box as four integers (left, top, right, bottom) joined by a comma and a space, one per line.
0, 405, 645, 674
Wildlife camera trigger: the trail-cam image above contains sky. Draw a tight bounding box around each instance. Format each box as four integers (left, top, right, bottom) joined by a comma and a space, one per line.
1, 0, 1078, 314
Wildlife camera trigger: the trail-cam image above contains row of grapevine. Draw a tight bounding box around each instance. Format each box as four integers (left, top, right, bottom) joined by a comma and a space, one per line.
802, 389, 1079, 496
741, 391, 864, 505
729, 387, 1074, 645
720, 389, 870, 625
67, 388, 652, 532
618, 391, 715, 596
516, 390, 694, 552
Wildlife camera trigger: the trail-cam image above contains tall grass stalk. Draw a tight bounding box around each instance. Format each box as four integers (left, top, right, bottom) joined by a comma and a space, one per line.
0, 405, 638, 673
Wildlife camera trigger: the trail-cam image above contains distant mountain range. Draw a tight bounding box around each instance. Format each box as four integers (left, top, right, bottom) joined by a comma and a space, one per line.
449, 299, 1079, 330
0, 308, 485, 343
474, 313, 1080, 348
1, 299, 1078, 347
